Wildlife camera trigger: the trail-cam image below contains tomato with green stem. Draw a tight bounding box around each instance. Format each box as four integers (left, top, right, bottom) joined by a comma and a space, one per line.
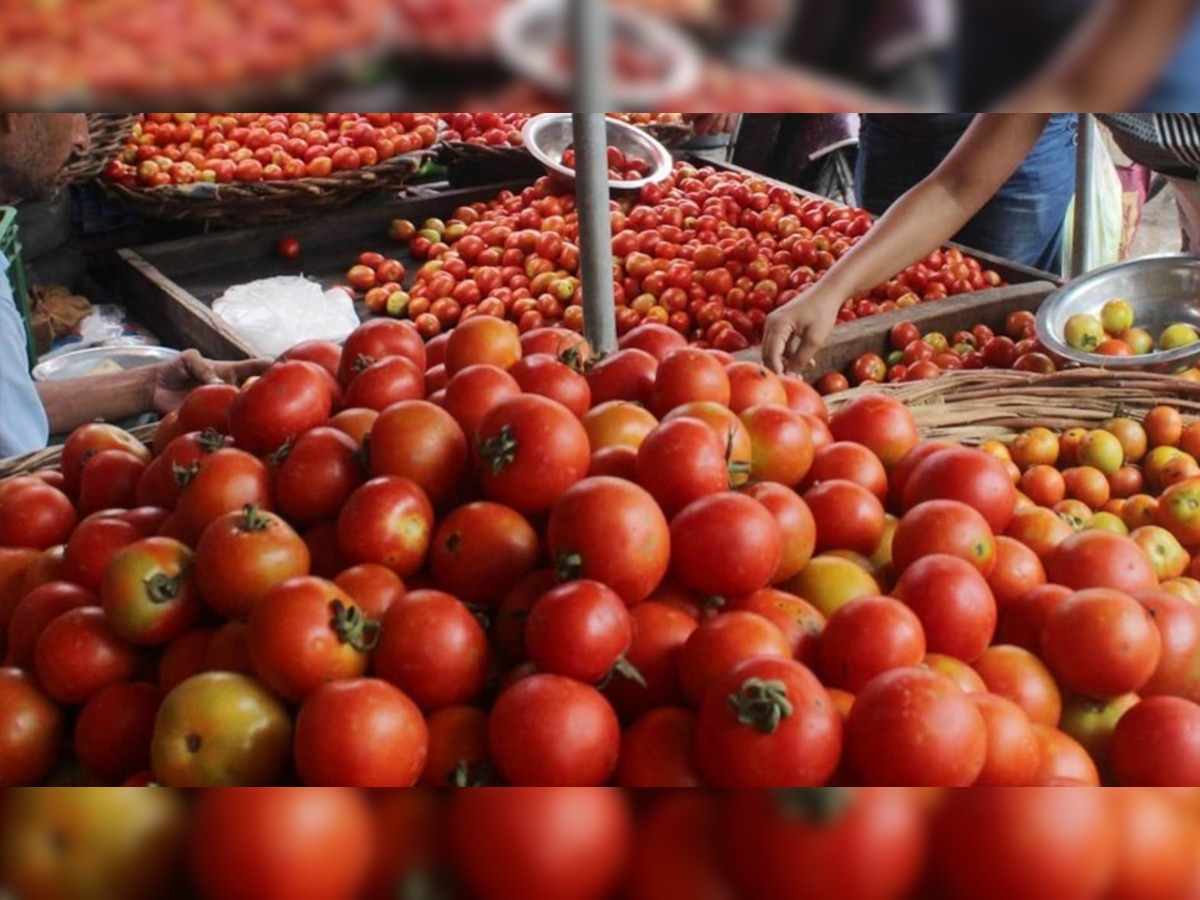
101, 537, 203, 647
526, 580, 642, 687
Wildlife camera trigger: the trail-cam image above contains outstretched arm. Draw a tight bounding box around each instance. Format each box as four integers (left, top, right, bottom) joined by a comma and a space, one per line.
761, 113, 1053, 374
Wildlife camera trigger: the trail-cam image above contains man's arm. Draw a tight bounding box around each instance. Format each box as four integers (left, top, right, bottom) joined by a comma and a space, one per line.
1002, 0, 1200, 111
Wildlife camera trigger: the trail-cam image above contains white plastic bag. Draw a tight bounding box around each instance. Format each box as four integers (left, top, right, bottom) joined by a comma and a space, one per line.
1062, 132, 1124, 276
212, 276, 360, 358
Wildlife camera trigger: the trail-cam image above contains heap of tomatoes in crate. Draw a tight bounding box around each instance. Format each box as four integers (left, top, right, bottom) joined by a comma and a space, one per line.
4, 316, 1200, 797
6, 786, 1200, 900
103, 114, 441, 188
364, 162, 1003, 349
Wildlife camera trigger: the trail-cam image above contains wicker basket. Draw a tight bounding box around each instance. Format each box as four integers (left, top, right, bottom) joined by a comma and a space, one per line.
0, 423, 158, 480
99, 149, 435, 228
59, 114, 139, 186
824, 368, 1200, 444
633, 120, 695, 148
438, 140, 545, 187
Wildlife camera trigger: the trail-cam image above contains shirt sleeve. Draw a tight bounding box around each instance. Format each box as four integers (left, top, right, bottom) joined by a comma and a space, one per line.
0, 255, 50, 459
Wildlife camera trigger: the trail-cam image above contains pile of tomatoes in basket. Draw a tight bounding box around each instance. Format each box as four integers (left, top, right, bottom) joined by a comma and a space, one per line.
103, 114, 441, 188
5, 786, 1200, 900
4, 316, 1200, 795
376, 162, 1004, 348
561, 145, 654, 182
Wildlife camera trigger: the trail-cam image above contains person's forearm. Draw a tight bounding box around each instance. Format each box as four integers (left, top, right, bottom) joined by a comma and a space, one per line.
1001, 0, 1200, 112
36, 367, 155, 435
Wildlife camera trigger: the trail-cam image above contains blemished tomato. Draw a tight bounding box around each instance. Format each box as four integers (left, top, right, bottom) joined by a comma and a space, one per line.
930, 787, 1118, 900
677, 610, 793, 707
1110, 696, 1200, 785
338, 319, 426, 387
63, 513, 142, 593
0, 479, 76, 550
1045, 530, 1158, 594
373, 590, 490, 712
731, 588, 826, 668
337, 477, 435, 578
444, 315, 522, 375
34, 606, 137, 706
174, 448, 273, 545
272, 426, 365, 526
648, 347, 731, 418
969, 692, 1041, 786
0, 667, 64, 786
818, 595, 925, 692
77, 449, 147, 516
1042, 588, 1162, 698
190, 788, 374, 900
429, 502, 540, 608
526, 580, 635, 685
101, 536, 204, 646
696, 655, 842, 787
448, 788, 632, 900
194, 505, 309, 620
247, 577, 377, 703
740, 404, 814, 487
73, 682, 160, 785
294, 678, 428, 788
488, 674, 621, 786
419, 705, 490, 787
892, 554, 997, 663
476, 394, 591, 514
228, 360, 334, 455
845, 667, 987, 786
805, 479, 886, 556
670, 493, 783, 599
829, 393, 919, 469
972, 644, 1063, 727
902, 447, 1018, 533
892, 499, 997, 576
547, 477, 671, 606
616, 707, 703, 787
723, 788, 927, 900
2, 581, 95, 670
586, 348, 659, 406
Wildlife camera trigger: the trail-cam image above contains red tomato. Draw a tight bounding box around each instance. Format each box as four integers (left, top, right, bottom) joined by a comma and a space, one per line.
63, 513, 142, 593
818, 595, 926, 692
60, 423, 151, 498
804, 479, 886, 556
586, 348, 659, 406
373, 590, 490, 712
336, 477, 434, 577
670, 493, 783, 599
294, 678, 428, 787
648, 348, 731, 417
369, 401, 470, 509
892, 500, 997, 576
0, 667, 63, 786
102, 537, 204, 646
176, 383, 240, 434
526, 580, 635, 685
619, 322, 688, 361
332, 564, 405, 622
3, 581, 95, 669
343, 356, 424, 412
428, 502, 540, 608
741, 405, 815, 487
73, 682, 160, 784
136, 429, 232, 510
272, 426, 365, 526
969, 692, 1042, 786
174, 448, 273, 545
678, 611, 793, 706
228, 361, 334, 455
1111, 697, 1200, 785
1045, 531, 1158, 595
696, 656, 842, 786
807, 441, 889, 501
510, 355, 592, 418
157, 628, 217, 694
973, 644, 1063, 727
442, 364, 523, 438
77, 449, 147, 516
281, 340, 341, 380
35, 606, 137, 706
488, 674, 621, 786
903, 447, 1018, 534
892, 554, 998, 663
0, 479, 76, 550
190, 788, 373, 900
246, 577, 375, 703
829, 393, 919, 469
725, 362, 787, 412
845, 667, 988, 786
1042, 588, 1162, 698
635, 418, 730, 518
616, 707, 703, 787
338, 319, 426, 386
445, 315, 522, 375
1137, 591, 1200, 698
194, 506, 310, 620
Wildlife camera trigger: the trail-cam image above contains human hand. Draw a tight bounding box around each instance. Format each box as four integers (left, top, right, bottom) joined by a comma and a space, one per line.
151, 349, 270, 415
689, 113, 738, 136
761, 290, 841, 375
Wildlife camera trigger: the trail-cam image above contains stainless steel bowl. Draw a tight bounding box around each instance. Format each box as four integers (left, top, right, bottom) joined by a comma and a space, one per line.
522, 113, 673, 193
1036, 254, 1200, 370
32, 345, 179, 382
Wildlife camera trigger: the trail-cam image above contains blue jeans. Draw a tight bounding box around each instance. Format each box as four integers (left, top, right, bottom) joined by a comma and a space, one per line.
856, 114, 1078, 273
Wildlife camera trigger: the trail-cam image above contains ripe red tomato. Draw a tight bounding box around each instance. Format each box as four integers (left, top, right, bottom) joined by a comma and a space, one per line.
1106, 786, 1197, 900
174, 448, 273, 545
176, 383, 239, 434
526, 580, 635, 685
247, 577, 375, 703
1137, 590, 1200, 698
448, 788, 632, 900
35, 606, 137, 706
670, 493, 783, 599
892, 554, 998, 663
272, 426, 364, 526
282, 341, 342, 380
373, 590, 490, 712
442, 364, 522, 438
804, 479, 886, 555
973, 644, 1063, 727
818, 595, 926, 692
510, 355, 592, 418
846, 667, 988, 786
476, 395, 590, 514
0, 667, 63, 786
59, 423, 151, 498
586, 348, 659, 406
635, 417, 730, 518
101, 536, 204, 647
892, 499, 997, 576
0, 479, 76, 550
648, 348, 731, 417
696, 656, 842, 786
418, 705, 490, 787
63, 513, 142, 593
740, 404, 814, 487
369, 401, 470, 509
619, 322, 688, 362
1111, 696, 1200, 785
547, 477, 670, 606
678, 611, 793, 706
343, 356, 424, 412
428, 502, 540, 608
1045, 531, 1158, 594
829, 393, 919, 469
1042, 588, 1162, 697
194, 506, 310, 620
294, 678, 428, 787
615, 707, 703, 787
190, 788, 374, 900
488, 674, 621, 786
444, 315, 522, 375
902, 447, 1018, 534
137, 429, 232, 510
228, 361, 334, 455
76, 449, 147, 516
3, 580, 95, 670
336, 477, 434, 577
807, 440, 889, 500
73, 682, 160, 785
339, 319, 426, 387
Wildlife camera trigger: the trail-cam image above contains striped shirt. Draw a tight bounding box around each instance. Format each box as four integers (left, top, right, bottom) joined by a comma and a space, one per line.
1100, 114, 1200, 180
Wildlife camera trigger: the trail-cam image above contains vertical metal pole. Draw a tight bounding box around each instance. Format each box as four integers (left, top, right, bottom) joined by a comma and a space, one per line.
571, 0, 617, 353
1072, 114, 1096, 278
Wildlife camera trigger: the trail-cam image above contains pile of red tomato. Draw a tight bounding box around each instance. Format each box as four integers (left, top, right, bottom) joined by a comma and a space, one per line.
4, 316, 1200, 793
103, 114, 441, 189
561, 145, 654, 182
4, 786, 1200, 900
380, 162, 1004, 349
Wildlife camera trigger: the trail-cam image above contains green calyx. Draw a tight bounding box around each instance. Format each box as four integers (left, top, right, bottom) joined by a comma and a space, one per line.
329, 599, 381, 652
729, 677, 794, 734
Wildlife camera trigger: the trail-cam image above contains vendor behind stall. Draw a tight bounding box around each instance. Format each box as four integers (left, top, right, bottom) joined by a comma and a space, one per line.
0, 113, 265, 459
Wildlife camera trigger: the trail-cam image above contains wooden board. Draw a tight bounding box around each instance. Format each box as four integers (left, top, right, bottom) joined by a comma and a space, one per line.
737, 281, 1059, 381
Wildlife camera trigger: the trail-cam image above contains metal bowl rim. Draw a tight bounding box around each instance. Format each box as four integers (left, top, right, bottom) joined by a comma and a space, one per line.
521, 113, 674, 192
32, 345, 180, 382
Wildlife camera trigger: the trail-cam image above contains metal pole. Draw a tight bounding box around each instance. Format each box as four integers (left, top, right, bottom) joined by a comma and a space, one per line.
1072, 114, 1096, 278
571, 0, 617, 353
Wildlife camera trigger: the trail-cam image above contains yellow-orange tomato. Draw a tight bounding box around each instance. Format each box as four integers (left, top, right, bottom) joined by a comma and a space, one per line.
1009, 426, 1060, 470
1054, 499, 1094, 532
922, 653, 986, 694
1144, 446, 1188, 493
1078, 429, 1124, 476
1086, 512, 1129, 536
1131, 524, 1190, 579
582, 401, 658, 451
1101, 498, 1127, 517
871, 514, 899, 574
1014, 491, 1037, 512
1063, 466, 1112, 510
1122, 494, 1161, 531
980, 440, 1013, 464
1059, 427, 1089, 467
1145, 405, 1184, 448
1157, 477, 1200, 546
1159, 452, 1200, 491
1162, 575, 1200, 605
1020, 465, 1066, 508
783, 555, 881, 619
1103, 417, 1148, 464
1005, 506, 1076, 560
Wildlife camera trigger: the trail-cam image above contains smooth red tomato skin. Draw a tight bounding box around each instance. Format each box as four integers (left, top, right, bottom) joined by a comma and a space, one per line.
678, 611, 794, 707
0, 481, 76, 550
77, 449, 147, 516
442, 364, 523, 439
338, 319, 426, 387
59, 422, 151, 497
101, 537, 204, 647
616, 707, 704, 787
137, 430, 232, 510
1045, 531, 1158, 595
902, 447, 1018, 533
846, 667, 988, 787
34, 606, 138, 706
930, 787, 1119, 900
448, 788, 632, 900
429, 502, 540, 608
818, 595, 926, 692
370, 401, 470, 509
829, 394, 919, 469
586, 348, 659, 406
63, 515, 142, 593
175, 448, 273, 545
892, 554, 997, 663
0, 667, 64, 786
272, 426, 365, 526
547, 477, 670, 606
1042, 588, 1162, 698
336, 477, 434, 577
194, 507, 310, 621
488, 674, 621, 786
635, 417, 729, 518
228, 361, 334, 455
373, 590, 490, 712
670, 493, 783, 599
648, 347, 731, 417
294, 678, 428, 787
526, 580, 634, 684
511, 355, 592, 418
3, 581, 96, 669
343, 356, 425, 412
1137, 591, 1200, 699
696, 656, 842, 787
73, 682, 160, 785
892, 499, 997, 577
603, 602, 698, 721
1110, 696, 1200, 786
190, 788, 374, 900
476, 395, 591, 514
